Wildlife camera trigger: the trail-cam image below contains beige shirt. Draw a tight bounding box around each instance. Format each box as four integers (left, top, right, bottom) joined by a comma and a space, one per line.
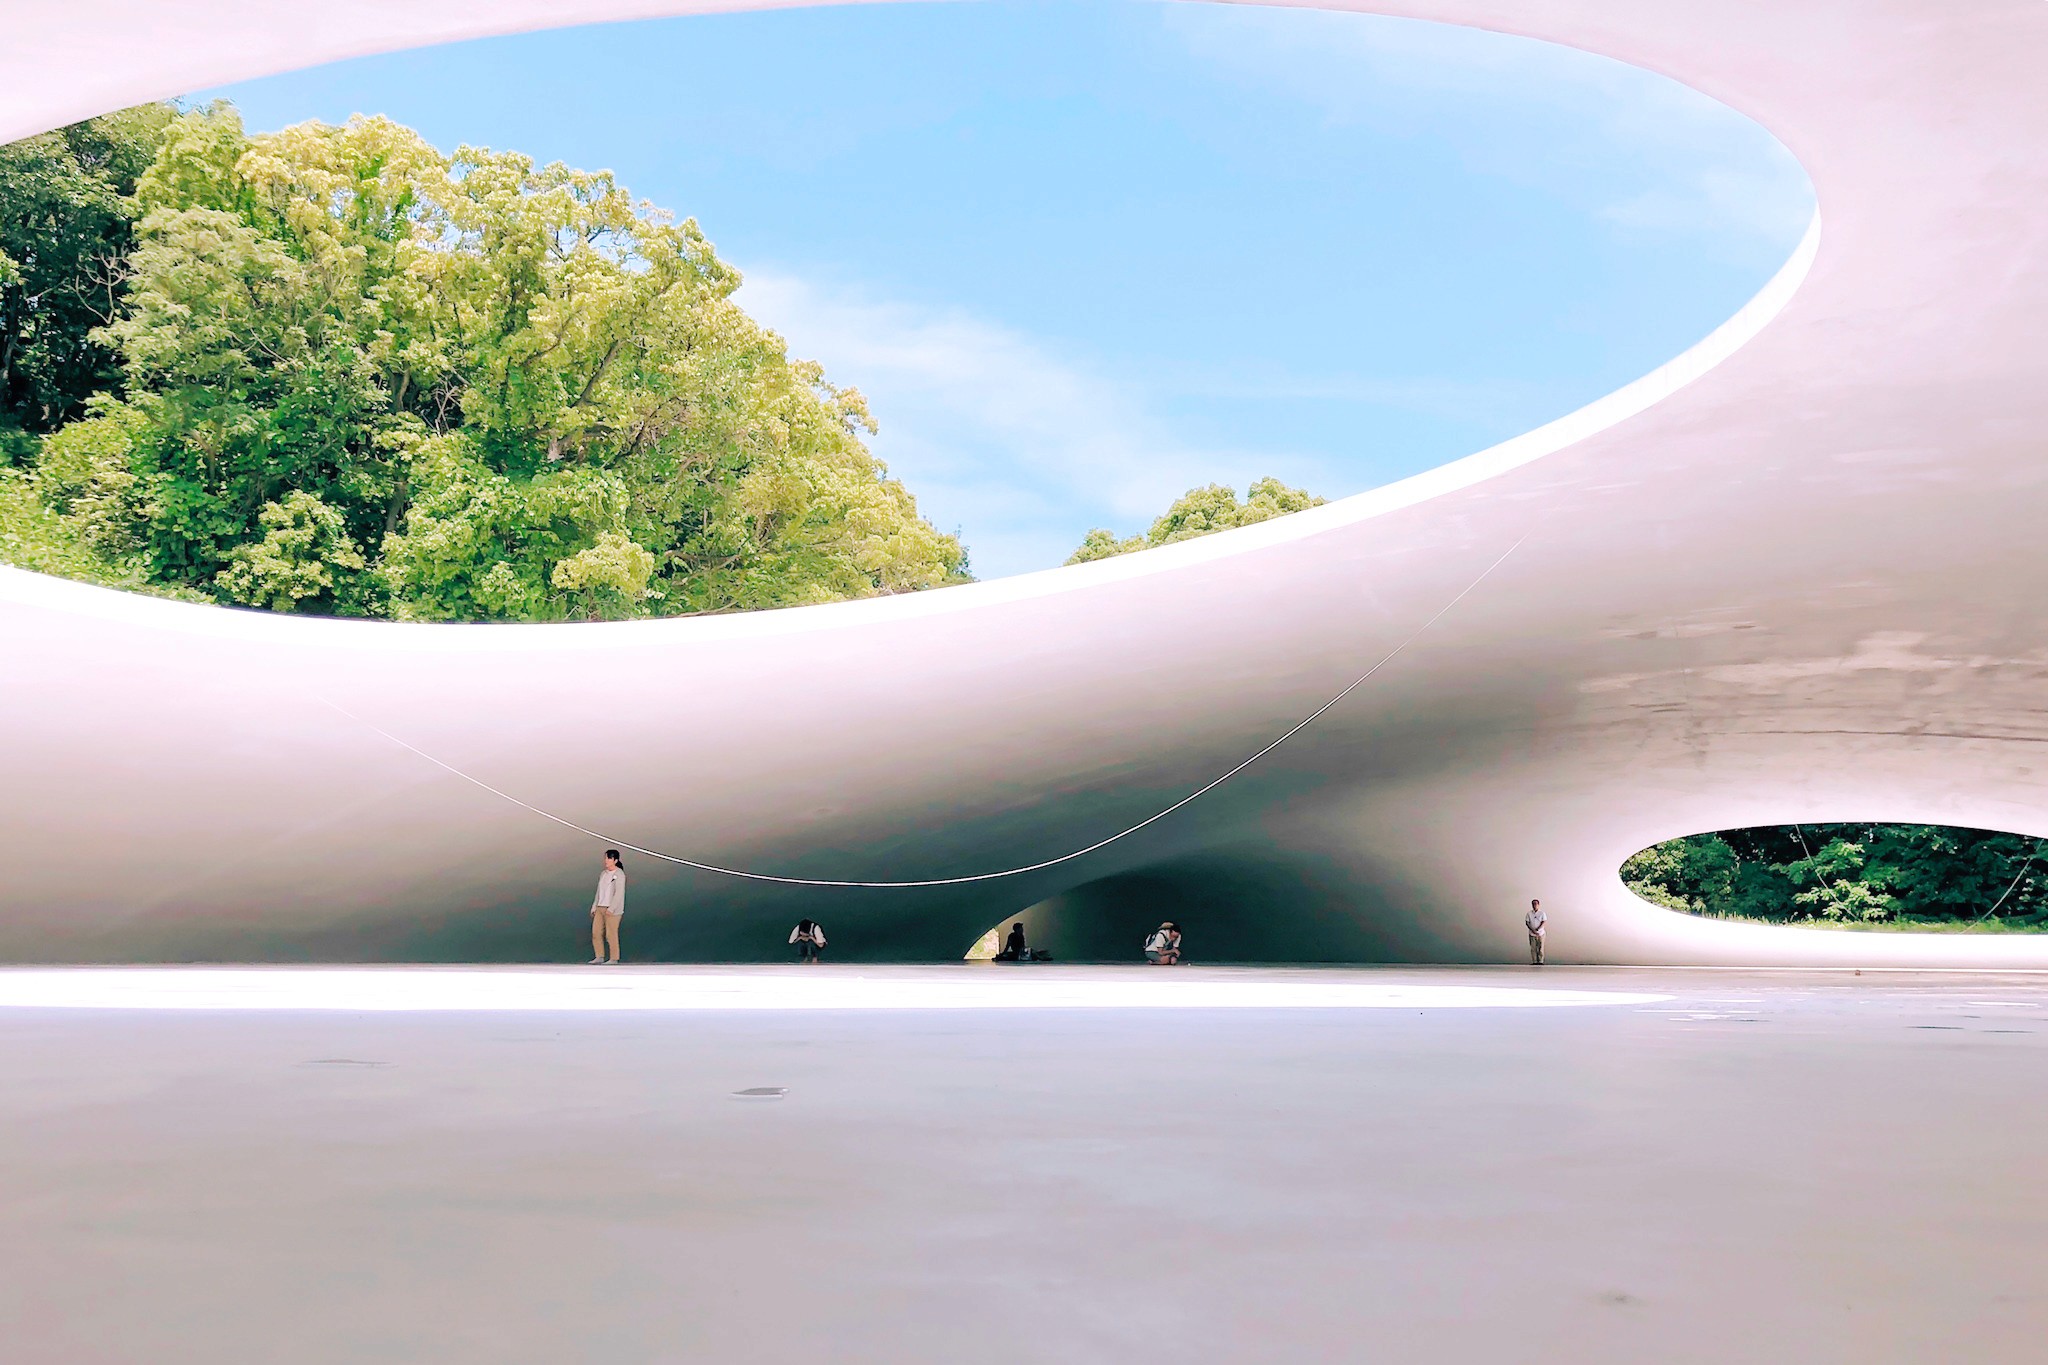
594, 868, 626, 915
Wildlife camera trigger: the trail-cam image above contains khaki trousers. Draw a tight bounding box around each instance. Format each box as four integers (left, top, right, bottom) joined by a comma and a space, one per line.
592, 909, 621, 961
1528, 932, 1545, 965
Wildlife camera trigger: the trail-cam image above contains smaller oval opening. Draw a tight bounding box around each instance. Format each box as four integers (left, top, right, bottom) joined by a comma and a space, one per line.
1623, 824, 2048, 932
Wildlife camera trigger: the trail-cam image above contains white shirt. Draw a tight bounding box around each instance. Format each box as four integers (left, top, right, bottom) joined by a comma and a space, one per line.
1525, 906, 1546, 934
594, 868, 625, 914
789, 924, 825, 945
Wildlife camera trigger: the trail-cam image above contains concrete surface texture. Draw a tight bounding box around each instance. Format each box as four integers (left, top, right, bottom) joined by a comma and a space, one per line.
7, 0, 2048, 966
2, 964, 2045, 1363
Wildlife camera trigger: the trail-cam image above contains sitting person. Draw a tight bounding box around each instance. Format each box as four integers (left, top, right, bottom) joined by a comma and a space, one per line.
789, 919, 826, 963
1143, 922, 1181, 965
994, 921, 1029, 962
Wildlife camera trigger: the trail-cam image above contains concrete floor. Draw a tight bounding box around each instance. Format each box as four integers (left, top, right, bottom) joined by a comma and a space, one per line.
2, 965, 2044, 1363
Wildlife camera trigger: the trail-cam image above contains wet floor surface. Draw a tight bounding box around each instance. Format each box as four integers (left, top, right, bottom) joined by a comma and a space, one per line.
1, 965, 2044, 1363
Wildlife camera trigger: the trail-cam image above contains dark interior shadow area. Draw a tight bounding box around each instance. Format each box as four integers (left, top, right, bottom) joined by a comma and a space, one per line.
1001, 847, 1440, 965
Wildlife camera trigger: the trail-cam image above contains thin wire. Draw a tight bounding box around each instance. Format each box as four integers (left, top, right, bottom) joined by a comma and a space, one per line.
1972, 837, 2042, 923
1794, 823, 2039, 926
1790, 822, 1857, 915
320, 538, 1525, 889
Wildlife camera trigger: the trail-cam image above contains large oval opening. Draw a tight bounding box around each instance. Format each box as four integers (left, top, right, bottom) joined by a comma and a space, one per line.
1622, 825, 2047, 932
2, 4, 1814, 622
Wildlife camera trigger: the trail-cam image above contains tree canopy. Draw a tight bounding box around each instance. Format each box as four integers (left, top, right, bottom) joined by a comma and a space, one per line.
0, 104, 176, 455
1622, 825, 2047, 927
0, 104, 970, 619
1066, 476, 1324, 564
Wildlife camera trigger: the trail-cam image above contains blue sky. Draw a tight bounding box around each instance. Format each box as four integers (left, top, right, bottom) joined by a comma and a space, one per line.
198, 0, 1813, 579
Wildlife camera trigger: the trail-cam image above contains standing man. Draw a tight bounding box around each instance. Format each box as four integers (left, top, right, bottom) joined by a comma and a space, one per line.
1525, 898, 1546, 966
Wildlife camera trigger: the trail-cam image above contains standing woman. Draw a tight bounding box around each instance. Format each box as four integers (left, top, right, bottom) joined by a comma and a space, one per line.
590, 850, 626, 964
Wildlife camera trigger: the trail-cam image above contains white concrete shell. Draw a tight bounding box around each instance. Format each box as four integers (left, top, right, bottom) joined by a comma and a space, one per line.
4, 0, 2048, 965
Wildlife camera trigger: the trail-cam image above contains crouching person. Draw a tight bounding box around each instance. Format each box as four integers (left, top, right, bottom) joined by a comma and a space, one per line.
1143, 922, 1181, 965
790, 919, 826, 963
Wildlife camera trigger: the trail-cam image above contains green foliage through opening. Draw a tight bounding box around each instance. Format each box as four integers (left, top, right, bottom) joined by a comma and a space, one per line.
1621, 824, 2048, 930
0, 104, 971, 620
1065, 477, 1325, 564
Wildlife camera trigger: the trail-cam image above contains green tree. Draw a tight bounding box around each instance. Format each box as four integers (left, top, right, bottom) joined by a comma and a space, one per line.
217, 490, 368, 612
1858, 823, 2037, 917
1066, 527, 1145, 563
1621, 832, 1738, 913
1066, 476, 1324, 564
0, 104, 175, 456
2, 105, 969, 619
1623, 823, 2046, 926
1784, 839, 1895, 922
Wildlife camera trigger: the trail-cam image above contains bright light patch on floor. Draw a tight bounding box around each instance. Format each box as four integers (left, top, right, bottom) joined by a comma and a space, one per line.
0, 967, 1667, 1012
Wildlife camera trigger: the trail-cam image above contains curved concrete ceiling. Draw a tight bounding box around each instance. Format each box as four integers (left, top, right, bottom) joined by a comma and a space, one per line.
5, 0, 2048, 966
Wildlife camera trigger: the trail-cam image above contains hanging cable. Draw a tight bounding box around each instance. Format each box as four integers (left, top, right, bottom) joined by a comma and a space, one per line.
1790, 821, 1859, 917
1793, 823, 2040, 926
320, 538, 1524, 889
1972, 837, 2043, 924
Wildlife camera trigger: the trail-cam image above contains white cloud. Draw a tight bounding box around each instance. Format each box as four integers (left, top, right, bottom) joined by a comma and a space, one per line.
736, 271, 1333, 579
1147, 364, 1549, 428
1162, 5, 1814, 255
725, 10, 1815, 581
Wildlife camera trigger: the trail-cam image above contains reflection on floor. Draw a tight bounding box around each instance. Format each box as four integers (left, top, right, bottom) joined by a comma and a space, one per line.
3, 966, 2044, 1363
0, 963, 1666, 1011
